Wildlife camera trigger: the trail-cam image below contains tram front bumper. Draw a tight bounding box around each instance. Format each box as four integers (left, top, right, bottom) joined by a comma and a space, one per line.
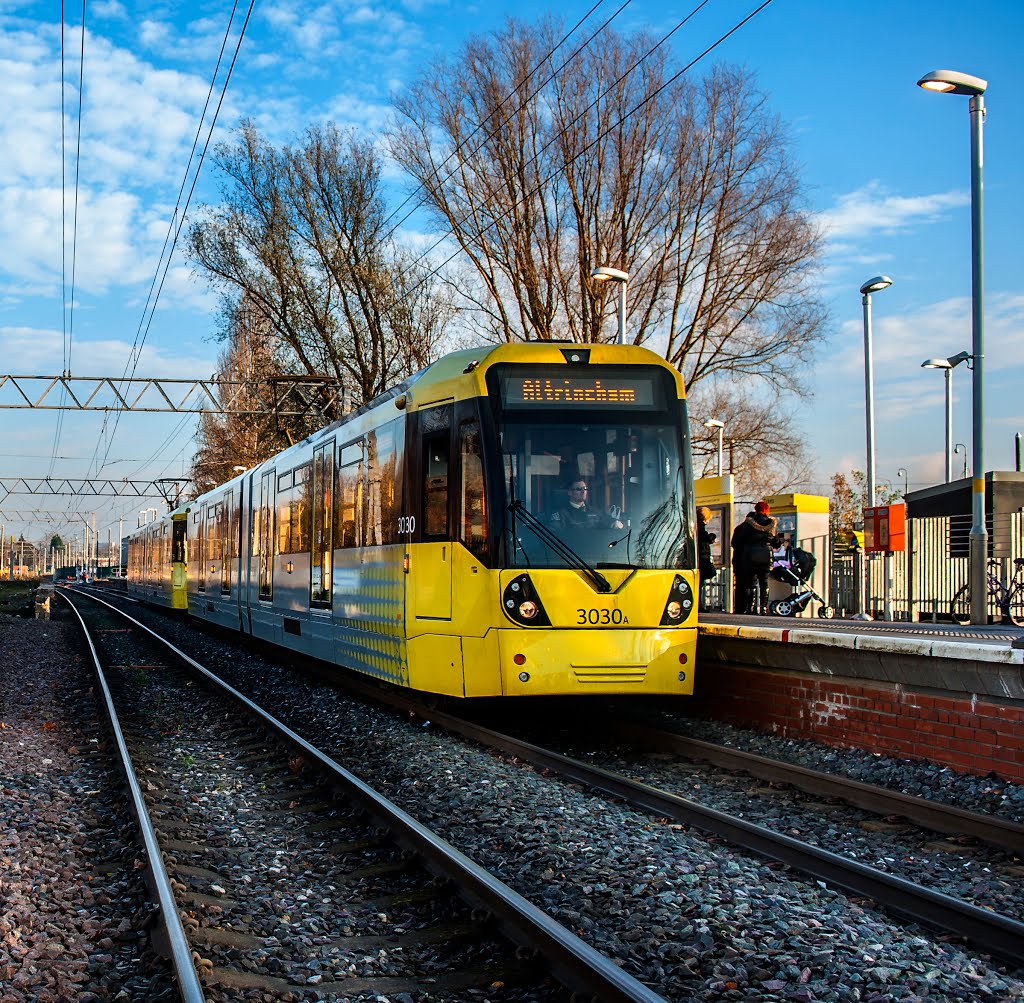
496, 626, 696, 696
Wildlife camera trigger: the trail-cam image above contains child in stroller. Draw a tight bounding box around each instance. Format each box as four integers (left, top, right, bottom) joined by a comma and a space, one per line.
768, 543, 835, 618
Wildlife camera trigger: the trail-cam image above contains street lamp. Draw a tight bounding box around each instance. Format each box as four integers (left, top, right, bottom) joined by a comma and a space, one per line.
703, 419, 725, 476
918, 68, 988, 624
897, 467, 908, 498
954, 442, 968, 479
859, 275, 893, 506
921, 351, 971, 482
591, 266, 629, 345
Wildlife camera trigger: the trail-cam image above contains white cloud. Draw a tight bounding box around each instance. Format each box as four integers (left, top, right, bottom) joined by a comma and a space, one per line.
0, 324, 216, 378
818, 181, 968, 242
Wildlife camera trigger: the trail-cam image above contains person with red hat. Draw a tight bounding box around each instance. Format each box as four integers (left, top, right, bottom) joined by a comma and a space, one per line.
730, 500, 778, 614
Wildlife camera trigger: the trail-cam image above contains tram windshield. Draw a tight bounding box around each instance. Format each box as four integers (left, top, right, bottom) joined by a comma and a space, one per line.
490, 365, 694, 570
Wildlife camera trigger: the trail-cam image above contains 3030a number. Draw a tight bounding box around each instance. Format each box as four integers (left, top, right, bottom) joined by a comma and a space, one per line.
577, 608, 628, 625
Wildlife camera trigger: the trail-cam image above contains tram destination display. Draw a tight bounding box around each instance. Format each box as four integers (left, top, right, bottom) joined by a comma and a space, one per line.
498, 370, 662, 410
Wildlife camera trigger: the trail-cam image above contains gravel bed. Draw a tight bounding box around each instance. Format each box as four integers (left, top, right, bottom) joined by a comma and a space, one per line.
0, 606, 176, 1001
82, 605, 566, 1003
112, 600, 1024, 1003
547, 742, 1024, 920
652, 713, 1024, 825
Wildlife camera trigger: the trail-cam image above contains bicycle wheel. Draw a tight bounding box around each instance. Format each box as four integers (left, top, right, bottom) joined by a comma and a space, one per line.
949, 585, 971, 625
1009, 587, 1024, 627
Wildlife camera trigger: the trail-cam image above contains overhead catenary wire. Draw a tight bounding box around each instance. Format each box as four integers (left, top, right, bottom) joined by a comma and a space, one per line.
50, 1, 88, 479
95, 0, 257, 485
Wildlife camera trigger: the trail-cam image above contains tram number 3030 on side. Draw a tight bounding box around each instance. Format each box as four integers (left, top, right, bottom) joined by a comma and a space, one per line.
577, 608, 629, 625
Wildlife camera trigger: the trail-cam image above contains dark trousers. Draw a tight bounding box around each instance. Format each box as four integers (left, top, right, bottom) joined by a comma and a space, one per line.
733, 566, 769, 614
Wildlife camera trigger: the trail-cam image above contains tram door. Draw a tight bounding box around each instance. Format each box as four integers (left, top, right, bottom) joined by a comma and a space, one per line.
415, 407, 452, 620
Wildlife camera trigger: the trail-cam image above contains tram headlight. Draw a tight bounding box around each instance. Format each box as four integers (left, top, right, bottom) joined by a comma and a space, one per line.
501, 574, 550, 626
660, 574, 694, 625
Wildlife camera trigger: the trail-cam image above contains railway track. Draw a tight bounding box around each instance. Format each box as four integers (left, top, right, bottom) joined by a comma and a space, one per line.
310, 679, 1024, 970
72, 586, 1024, 989
59, 589, 664, 1002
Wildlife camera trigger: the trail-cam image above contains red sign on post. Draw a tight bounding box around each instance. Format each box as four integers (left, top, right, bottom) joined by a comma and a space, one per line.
863, 503, 906, 553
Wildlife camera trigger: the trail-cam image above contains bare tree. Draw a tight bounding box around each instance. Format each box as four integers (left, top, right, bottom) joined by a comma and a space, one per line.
388, 18, 825, 392
187, 122, 455, 408
688, 380, 814, 501
189, 297, 289, 494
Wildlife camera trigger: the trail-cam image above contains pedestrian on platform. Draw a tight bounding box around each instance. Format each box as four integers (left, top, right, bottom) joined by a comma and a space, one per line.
730, 500, 778, 614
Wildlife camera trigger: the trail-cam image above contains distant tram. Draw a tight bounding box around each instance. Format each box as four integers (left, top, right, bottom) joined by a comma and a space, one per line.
127, 342, 699, 697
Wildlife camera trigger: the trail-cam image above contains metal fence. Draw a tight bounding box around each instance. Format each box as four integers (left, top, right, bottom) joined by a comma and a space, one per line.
829, 508, 1023, 621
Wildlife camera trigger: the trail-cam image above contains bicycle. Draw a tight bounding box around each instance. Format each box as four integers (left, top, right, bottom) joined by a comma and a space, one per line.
949, 557, 1024, 626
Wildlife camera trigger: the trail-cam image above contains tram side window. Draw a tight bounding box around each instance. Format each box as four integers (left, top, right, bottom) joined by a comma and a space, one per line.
423, 436, 449, 538
375, 419, 403, 546
336, 443, 363, 549
196, 509, 206, 591
294, 464, 312, 554
277, 471, 293, 554
459, 421, 487, 560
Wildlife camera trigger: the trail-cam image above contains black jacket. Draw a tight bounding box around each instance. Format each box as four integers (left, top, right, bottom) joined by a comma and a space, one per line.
730, 513, 778, 570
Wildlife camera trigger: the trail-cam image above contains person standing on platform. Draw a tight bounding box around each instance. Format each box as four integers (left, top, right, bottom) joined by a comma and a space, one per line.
697, 506, 717, 611
730, 500, 778, 614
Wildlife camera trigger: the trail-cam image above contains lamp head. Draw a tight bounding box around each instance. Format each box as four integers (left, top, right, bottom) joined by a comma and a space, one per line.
859, 275, 893, 295
703, 418, 724, 429
921, 358, 952, 370
590, 266, 629, 284
917, 69, 987, 96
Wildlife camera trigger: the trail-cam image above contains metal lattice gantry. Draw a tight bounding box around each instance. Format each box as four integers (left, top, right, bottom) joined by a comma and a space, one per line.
0, 477, 189, 507
0, 373, 345, 417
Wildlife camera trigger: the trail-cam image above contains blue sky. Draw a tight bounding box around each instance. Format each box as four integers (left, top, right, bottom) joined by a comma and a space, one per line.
0, 0, 1021, 546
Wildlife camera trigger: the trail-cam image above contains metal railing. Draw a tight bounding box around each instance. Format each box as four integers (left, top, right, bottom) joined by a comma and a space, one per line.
829, 509, 1023, 622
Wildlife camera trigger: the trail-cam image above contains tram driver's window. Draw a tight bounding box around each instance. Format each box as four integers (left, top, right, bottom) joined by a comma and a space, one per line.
423, 437, 449, 537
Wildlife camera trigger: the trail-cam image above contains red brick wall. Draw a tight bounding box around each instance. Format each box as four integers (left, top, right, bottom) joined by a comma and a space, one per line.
690, 665, 1024, 783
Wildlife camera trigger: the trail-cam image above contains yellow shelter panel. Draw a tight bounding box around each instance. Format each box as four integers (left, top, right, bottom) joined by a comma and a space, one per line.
407, 634, 464, 697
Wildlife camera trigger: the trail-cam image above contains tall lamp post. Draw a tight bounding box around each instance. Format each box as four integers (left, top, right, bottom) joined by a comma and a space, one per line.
918, 68, 988, 625
859, 275, 893, 506
704, 419, 725, 476
920, 351, 971, 482
591, 266, 629, 344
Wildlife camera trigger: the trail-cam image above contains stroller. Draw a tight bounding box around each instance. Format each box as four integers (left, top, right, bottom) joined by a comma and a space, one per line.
768, 544, 835, 618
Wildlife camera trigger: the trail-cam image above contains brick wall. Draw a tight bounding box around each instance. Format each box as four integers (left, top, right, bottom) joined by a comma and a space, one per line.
690, 664, 1024, 783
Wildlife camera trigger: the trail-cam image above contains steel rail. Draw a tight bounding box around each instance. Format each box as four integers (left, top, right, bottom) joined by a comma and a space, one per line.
608, 721, 1024, 854
57, 591, 207, 1003
73, 590, 665, 1003
388, 703, 1024, 970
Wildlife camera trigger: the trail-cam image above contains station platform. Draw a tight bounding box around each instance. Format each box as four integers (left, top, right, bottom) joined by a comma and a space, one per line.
699, 611, 1024, 653
692, 613, 1024, 782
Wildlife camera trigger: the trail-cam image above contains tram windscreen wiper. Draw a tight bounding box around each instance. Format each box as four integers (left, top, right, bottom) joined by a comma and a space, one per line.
508, 500, 612, 593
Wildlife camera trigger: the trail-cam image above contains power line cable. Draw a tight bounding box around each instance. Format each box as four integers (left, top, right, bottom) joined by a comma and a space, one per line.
96, 0, 256, 481
50, 2, 87, 477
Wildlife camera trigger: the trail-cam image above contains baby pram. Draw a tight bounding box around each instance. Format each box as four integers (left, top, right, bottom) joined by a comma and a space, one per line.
768, 545, 835, 618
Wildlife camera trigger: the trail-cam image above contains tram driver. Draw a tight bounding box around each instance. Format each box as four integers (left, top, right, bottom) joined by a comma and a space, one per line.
549, 477, 624, 532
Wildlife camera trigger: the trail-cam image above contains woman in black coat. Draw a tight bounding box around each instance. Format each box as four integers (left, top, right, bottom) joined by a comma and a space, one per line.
730, 500, 778, 614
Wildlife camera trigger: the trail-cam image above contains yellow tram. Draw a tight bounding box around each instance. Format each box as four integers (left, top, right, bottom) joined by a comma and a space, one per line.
127, 342, 699, 697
